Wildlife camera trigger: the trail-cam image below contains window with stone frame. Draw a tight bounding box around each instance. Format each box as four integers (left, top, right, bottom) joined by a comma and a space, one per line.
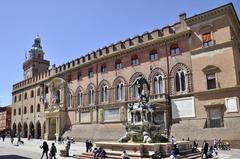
45, 86, 49, 94
149, 50, 158, 61
207, 107, 224, 128
77, 90, 83, 107
13, 109, 16, 116
88, 68, 94, 78
170, 43, 180, 56
24, 92, 28, 100
77, 71, 82, 81
132, 82, 139, 99
153, 73, 164, 96
206, 73, 217, 89
30, 90, 34, 98
67, 92, 73, 108
88, 87, 94, 105
14, 96, 17, 103
101, 63, 107, 73
131, 55, 140, 65
202, 65, 220, 90
37, 88, 41, 96
30, 105, 33, 113
18, 108, 21, 115
37, 104, 41, 112
100, 84, 108, 103
19, 94, 21, 101
175, 69, 186, 92
202, 32, 213, 48
24, 107, 27, 114
116, 81, 124, 101
115, 59, 123, 70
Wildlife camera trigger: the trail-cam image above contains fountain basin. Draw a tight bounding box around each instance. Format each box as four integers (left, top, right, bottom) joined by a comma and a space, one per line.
95, 141, 192, 157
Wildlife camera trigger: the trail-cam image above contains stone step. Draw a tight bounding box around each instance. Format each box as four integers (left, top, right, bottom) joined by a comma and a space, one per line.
74, 152, 202, 159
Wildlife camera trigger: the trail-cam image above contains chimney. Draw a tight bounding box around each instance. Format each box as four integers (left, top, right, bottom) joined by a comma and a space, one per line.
179, 12, 186, 23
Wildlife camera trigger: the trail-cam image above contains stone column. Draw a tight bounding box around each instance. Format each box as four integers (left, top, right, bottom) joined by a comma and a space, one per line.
44, 118, 50, 140
41, 123, 44, 139
164, 111, 167, 130
55, 117, 59, 140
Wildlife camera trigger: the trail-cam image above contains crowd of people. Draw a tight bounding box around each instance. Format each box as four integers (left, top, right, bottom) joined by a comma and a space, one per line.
0, 132, 233, 159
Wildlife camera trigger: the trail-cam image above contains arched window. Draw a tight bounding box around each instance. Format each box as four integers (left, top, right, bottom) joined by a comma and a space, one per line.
131, 55, 139, 65
175, 69, 186, 92
24, 107, 27, 114
67, 92, 73, 108
100, 84, 108, 103
170, 43, 180, 56
31, 90, 34, 98
115, 59, 123, 70
18, 108, 21, 115
24, 92, 28, 99
88, 87, 94, 105
37, 88, 41, 96
133, 83, 139, 98
45, 86, 49, 94
37, 104, 41, 112
19, 94, 21, 101
153, 74, 164, 95
116, 81, 124, 101
30, 105, 33, 113
77, 90, 83, 107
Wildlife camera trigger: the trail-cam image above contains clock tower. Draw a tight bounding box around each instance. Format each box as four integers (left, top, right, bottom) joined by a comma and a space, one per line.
23, 36, 50, 79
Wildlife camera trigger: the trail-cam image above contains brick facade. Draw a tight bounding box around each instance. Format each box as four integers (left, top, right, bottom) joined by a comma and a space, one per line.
11, 3, 240, 145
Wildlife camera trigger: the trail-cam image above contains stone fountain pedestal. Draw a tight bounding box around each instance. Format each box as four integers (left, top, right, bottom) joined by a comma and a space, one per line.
95, 141, 192, 157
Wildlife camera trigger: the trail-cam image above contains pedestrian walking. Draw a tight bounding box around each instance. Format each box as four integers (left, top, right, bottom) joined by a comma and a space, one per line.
202, 140, 209, 159
17, 134, 21, 146
40, 141, 49, 159
10, 135, 14, 144
2, 134, 5, 142
85, 140, 89, 152
89, 140, 93, 152
49, 143, 57, 159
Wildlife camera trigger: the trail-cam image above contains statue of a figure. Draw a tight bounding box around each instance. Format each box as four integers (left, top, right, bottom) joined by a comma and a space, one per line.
132, 74, 150, 103
52, 89, 60, 105
143, 131, 152, 143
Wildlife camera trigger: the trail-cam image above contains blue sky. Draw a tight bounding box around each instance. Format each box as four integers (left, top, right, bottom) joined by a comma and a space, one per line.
0, 0, 239, 106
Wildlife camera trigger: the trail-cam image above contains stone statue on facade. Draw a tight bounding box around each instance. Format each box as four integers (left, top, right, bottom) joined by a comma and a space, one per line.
132, 74, 150, 104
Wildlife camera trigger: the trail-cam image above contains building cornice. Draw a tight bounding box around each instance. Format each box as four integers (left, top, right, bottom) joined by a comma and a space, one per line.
194, 86, 240, 97
190, 40, 233, 56
186, 3, 239, 29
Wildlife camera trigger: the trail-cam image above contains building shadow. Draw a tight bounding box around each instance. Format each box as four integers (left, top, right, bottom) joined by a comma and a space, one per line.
0, 155, 31, 159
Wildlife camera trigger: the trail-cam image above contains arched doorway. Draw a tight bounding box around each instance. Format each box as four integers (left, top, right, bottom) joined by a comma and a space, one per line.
49, 118, 56, 139
12, 123, 17, 136
29, 122, 35, 138
23, 122, 28, 138
36, 121, 41, 139
17, 123, 22, 136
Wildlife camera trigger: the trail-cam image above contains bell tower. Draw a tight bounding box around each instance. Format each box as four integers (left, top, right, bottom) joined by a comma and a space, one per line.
23, 36, 50, 79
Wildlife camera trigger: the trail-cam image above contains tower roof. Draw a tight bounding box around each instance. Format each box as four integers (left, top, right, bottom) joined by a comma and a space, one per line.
31, 35, 42, 50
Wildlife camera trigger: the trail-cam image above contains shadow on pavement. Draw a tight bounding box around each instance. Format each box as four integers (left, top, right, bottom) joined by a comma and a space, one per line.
0, 155, 31, 159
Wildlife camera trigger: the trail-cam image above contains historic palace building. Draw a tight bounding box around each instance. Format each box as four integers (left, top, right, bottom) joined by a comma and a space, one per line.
0, 106, 11, 134
11, 3, 240, 146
